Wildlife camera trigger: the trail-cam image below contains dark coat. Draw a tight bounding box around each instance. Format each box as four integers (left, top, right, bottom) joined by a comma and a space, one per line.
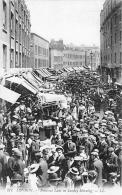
93, 158, 103, 187
106, 153, 118, 173
63, 141, 76, 155
36, 159, 48, 187
0, 151, 7, 183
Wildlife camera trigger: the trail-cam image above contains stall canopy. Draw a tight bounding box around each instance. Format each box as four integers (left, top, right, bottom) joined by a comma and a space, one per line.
36, 69, 48, 78
0, 85, 21, 104
42, 69, 52, 77
6, 76, 37, 94
38, 93, 67, 103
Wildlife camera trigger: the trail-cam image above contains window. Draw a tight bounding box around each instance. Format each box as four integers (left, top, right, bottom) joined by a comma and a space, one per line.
10, 49, 14, 68
3, 1, 7, 30
19, 53, 21, 67
22, 53, 24, 67
120, 10, 122, 21
3, 45, 7, 69
11, 12, 14, 35
115, 33, 117, 44
114, 53, 116, 63
19, 24, 21, 42
38, 46, 40, 55
120, 31, 122, 41
35, 45, 37, 55
15, 52, 18, 67
15, 19, 18, 40
35, 58, 37, 68
120, 52, 122, 64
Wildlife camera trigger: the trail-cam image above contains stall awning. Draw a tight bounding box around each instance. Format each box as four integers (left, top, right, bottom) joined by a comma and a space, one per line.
38, 93, 67, 103
6, 76, 37, 94
0, 85, 21, 104
42, 69, 52, 77
36, 69, 48, 78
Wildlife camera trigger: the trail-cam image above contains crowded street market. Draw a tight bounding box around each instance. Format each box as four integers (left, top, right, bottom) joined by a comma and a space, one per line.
0, 67, 122, 191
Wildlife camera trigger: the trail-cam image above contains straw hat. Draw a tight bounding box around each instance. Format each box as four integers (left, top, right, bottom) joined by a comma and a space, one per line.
47, 166, 59, 174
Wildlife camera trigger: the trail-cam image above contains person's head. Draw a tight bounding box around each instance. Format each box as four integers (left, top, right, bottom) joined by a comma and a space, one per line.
109, 173, 117, 185
91, 151, 99, 160
79, 145, 85, 153
88, 170, 97, 183
74, 156, 84, 167
69, 167, 79, 180
42, 148, 50, 161
56, 146, 63, 156
108, 147, 114, 156
67, 136, 72, 143
0, 143, 5, 152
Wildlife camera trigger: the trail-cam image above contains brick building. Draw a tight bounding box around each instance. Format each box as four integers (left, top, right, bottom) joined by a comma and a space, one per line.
30, 33, 49, 69
100, 0, 122, 82
0, 0, 31, 74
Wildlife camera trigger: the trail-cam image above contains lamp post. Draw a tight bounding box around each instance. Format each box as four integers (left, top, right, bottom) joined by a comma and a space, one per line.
90, 51, 93, 71
118, 118, 122, 187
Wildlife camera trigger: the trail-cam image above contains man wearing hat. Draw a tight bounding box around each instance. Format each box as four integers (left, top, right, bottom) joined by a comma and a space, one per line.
47, 166, 61, 187
55, 146, 67, 180
21, 118, 28, 139
11, 115, 21, 136
64, 167, 80, 188
32, 151, 48, 188
30, 133, 40, 163
0, 143, 7, 188
98, 133, 108, 161
105, 147, 118, 179
90, 151, 103, 187
63, 136, 76, 156
10, 148, 25, 185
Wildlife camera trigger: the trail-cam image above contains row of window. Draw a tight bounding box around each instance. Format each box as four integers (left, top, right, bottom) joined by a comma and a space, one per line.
2, 44, 30, 69
3, 1, 30, 40
63, 61, 83, 66
101, 52, 122, 64
64, 53, 84, 59
35, 58, 49, 68
103, 31, 122, 50
54, 56, 63, 62
102, 1, 121, 22
35, 45, 49, 57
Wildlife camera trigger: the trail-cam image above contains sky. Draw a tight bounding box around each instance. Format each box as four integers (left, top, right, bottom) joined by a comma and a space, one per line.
25, 0, 105, 47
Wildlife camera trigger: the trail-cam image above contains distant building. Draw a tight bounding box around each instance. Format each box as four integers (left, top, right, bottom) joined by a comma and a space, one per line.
30, 33, 49, 69
79, 46, 100, 71
100, 0, 122, 82
63, 46, 85, 68
0, 0, 31, 73
49, 39, 64, 70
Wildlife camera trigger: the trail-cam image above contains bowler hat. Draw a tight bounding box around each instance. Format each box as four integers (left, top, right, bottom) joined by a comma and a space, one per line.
56, 146, 64, 152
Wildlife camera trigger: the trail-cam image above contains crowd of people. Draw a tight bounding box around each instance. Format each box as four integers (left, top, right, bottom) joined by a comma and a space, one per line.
0, 70, 121, 190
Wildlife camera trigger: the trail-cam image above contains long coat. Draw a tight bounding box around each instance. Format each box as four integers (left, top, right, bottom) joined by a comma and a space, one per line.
92, 158, 103, 187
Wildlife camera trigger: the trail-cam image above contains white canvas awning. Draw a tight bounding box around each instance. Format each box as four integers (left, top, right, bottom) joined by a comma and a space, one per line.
6, 76, 37, 94
0, 85, 21, 104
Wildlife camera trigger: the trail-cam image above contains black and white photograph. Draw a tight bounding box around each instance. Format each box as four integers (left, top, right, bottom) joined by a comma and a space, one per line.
0, 0, 122, 193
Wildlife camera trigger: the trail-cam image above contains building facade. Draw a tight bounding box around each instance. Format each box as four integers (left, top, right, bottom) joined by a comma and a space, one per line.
0, 0, 31, 74
80, 46, 100, 71
49, 39, 64, 70
30, 33, 49, 69
100, 0, 122, 82
63, 47, 85, 68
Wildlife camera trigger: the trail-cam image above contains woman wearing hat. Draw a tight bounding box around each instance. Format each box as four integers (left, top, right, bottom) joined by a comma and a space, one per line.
64, 167, 80, 188
47, 166, 61, 187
